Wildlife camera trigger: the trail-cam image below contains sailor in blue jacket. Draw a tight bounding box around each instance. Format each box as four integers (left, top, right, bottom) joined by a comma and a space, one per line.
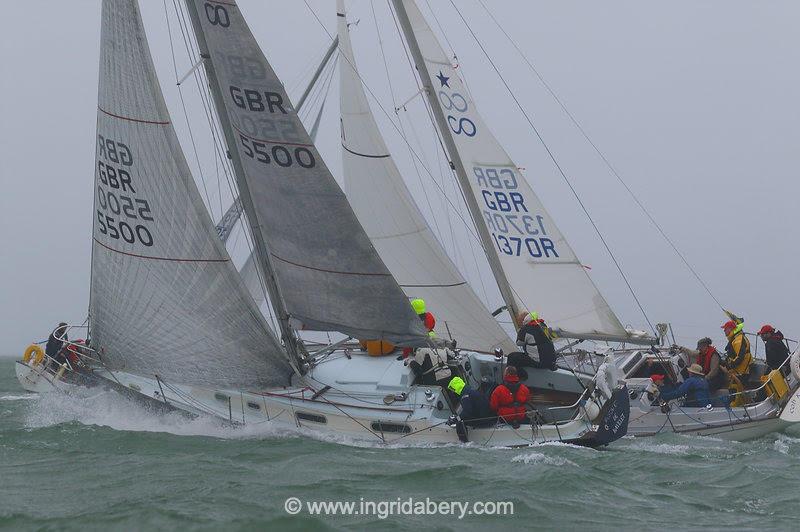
657, 363, 711, 407
448, 377, 494, 427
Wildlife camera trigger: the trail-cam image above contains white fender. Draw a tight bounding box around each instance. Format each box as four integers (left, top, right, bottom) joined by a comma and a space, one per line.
594, 357, 615, 401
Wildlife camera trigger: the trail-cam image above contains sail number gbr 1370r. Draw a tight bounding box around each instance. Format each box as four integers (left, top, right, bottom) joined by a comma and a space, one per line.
95, 136, 154, 247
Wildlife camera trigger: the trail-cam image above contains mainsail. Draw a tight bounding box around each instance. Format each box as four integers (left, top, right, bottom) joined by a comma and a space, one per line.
90, 0, 292, 388
186, 0, 427, 343
338, 1, 514, 353
394, 0, 635, 341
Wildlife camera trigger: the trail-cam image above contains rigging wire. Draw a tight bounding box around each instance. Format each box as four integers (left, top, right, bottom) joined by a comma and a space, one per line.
301, 0, 484, 248
384, 0, 492, 303
446, 0, 656, 335
475, 0, 725, 313
167, 0, 278, 333
369, 1, 447, 247
162, 0, 217, 220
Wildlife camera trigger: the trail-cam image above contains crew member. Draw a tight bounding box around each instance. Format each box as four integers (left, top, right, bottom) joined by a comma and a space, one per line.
656, 363, 712, 407
405, 347, 451, 386
758, 324, 790, 371
677, 337, 726, 391
509, 311, 557, 373
489, 366, 530, 428
411, 298, 436, 338
448, 376, 494, 427
722, 320, 753, 379
721, 320, 753, 406
45, 323, 68, 365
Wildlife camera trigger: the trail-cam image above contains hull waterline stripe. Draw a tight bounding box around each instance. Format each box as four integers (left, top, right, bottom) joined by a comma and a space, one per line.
342, 143, 391, 159
93, 238, 230, 263
98, 106, 170, 125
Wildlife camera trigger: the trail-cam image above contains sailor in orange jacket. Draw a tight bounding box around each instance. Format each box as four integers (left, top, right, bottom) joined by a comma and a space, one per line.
489, 366, 530, 427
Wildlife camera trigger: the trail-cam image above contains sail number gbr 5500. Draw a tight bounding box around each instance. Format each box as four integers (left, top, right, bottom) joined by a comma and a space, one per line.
95, 136, 154, 247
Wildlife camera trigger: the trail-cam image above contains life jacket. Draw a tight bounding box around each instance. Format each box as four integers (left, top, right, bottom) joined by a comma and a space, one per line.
419, 312, 436, 332
489, 377, 530, 423
725, 331, 752, 376
696, 346, 717, 374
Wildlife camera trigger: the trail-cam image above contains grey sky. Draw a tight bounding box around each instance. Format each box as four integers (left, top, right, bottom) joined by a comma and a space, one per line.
1, 1, 798, 356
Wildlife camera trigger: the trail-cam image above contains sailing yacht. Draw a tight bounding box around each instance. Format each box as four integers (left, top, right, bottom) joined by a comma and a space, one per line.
14, 0, 631, 447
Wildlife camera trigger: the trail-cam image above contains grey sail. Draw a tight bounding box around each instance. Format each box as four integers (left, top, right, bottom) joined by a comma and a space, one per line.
187, 0, 427, 343
90, 0, 292, 388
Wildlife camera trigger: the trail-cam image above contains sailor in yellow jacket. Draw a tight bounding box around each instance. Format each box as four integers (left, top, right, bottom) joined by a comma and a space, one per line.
722, 320, 753, 406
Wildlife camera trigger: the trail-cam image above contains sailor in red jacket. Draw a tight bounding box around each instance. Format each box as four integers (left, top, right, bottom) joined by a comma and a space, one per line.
489, 366, 530, 427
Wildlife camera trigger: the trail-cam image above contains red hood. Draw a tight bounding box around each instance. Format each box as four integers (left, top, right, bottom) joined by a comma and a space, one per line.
504, 375, 520, 384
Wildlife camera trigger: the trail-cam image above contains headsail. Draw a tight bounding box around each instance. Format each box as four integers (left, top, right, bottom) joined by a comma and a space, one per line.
186, 0, 427, 343
394, 0, 636, 342
90, 0, 292, 388
338, 1, 514, 353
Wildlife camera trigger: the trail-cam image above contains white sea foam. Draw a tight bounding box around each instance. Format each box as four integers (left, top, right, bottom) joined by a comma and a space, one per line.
1, 393, 38, 401
23, 388, 297, 441
511, 452, 578, 467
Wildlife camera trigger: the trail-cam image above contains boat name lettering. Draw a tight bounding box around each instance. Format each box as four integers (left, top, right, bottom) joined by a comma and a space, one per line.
233, 113, 302, 144
482, 211, 545, 236
229, 86, 287, 114
97, 135, 133, 166
438, 90, 476, 137
97, 161, 135, 193
491, 233, 559, 258
222, 53, 266, 81
239, 134, 316, 169
204, 2, 230, 28
95, 134, 156, 247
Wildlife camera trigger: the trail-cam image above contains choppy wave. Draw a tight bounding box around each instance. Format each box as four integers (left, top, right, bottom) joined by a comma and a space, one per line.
511, 452, 578, 467
4, 359, 800, 529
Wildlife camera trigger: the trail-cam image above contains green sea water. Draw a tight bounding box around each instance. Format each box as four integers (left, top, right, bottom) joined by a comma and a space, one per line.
2, 357, 800, 531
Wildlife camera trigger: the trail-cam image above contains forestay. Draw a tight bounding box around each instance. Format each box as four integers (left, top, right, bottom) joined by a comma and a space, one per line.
338, 2, 514, 353
189, 0, 427, 343
398, 0, 630, 340
90, 0, 292, 388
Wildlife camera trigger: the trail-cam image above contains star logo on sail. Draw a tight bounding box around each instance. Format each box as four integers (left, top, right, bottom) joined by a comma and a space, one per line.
436, 71, 450, 88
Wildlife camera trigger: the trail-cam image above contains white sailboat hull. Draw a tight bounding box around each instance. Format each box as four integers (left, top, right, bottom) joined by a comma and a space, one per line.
588, 348, 800, 441
15, 351, 626, 447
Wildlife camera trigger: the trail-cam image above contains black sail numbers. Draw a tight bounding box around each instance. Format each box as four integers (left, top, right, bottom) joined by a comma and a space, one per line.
95, 134, 155, 247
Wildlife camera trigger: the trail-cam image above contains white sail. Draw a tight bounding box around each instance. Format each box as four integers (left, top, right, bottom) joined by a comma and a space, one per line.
338, 2, 514, 353
187, 0, 427, 344
90, 0, 292, 388
397, 1, 631, 340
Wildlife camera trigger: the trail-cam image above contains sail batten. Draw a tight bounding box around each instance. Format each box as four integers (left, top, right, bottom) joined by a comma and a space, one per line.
90, 0, 292, 389
338, 0, 515, 353
394, 0, 638, 341
185, 0, 427, 344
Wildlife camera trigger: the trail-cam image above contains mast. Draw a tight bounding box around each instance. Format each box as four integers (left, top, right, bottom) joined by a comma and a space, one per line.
295, 36, 339, 112
391, 0, 522, 327
183, 0, 304, 368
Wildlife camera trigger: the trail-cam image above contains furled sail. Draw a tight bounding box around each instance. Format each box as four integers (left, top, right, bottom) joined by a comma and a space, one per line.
338, 1, 514, 353
90, 0, 292, 388
395, 0, 633, 341
187, 0, 426, 343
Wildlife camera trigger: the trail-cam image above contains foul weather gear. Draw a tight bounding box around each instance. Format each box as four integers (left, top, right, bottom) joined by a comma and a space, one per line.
459, 385, 494, 426
724, 329, 753, 378
659, 375, 711, 407
514, 319, 557, 370
489, 374, 530, 424
765, 330, 790, 371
